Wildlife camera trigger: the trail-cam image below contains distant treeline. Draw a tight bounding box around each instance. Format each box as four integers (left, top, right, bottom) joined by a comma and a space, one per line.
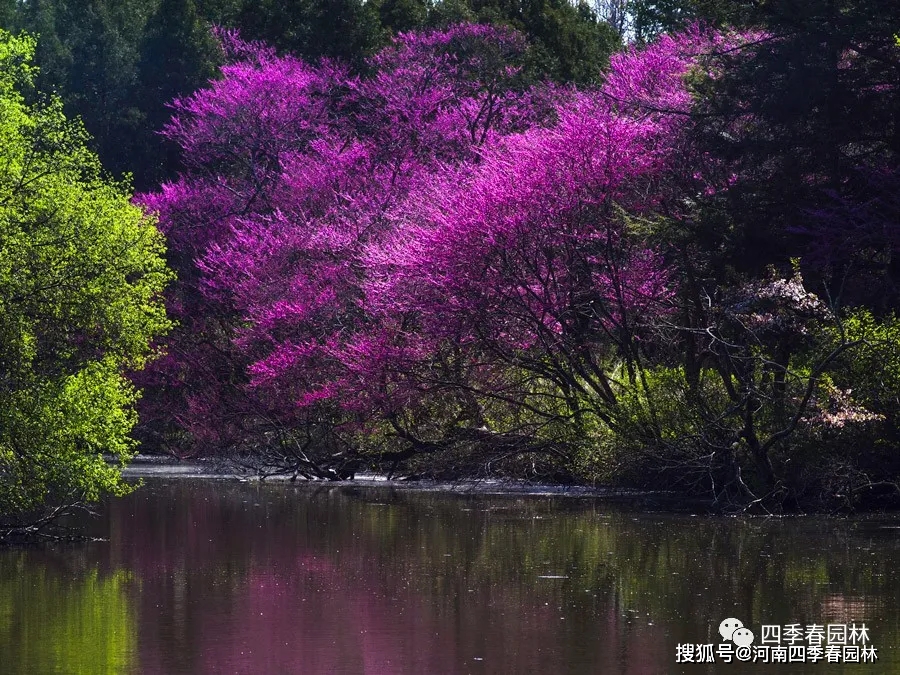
0, 2, 813, 189
0, 0, 634, 189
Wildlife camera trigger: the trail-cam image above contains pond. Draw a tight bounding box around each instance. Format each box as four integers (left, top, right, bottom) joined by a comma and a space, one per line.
1, 478, 898, 674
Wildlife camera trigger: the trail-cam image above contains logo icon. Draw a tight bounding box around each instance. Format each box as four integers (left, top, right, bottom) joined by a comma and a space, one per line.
719, 618, 755, 646
732, 627, 755, 647
719, 618, 743, 641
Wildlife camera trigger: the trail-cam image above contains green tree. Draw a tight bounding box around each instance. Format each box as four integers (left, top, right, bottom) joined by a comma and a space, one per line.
630, 0, 753, 41
29, 1, 155, 180
3, 0, 221, 190
519, 0, 621, 83
375, 0, 428, 35
137, 0, 222, 186
235, 0, 384, 67
0, 31, 172, 537
0, 0, 15, 27
441, 0, 621, 84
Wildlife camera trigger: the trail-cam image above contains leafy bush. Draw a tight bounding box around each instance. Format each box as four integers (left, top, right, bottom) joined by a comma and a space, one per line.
0, 31, 171, 530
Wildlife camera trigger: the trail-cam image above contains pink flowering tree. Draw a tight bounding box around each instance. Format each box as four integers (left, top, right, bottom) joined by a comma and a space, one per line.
135, 33, 354, 461
140, 24, 769, 481
137, 24, 554, 475
348, 32, 725, 467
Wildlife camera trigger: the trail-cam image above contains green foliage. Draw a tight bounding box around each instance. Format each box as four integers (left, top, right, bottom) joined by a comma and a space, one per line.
814, 309, 900, 496
574, 365, 731, 488
454, 0, 620, 84
0, 30, 171, 520
520, 0, 621, 83
18, 1, 157, 184
138, 0, 222, 182
235, 0, 384, 67
427, 0, 477, 26
1, 0, 222, 190
374, 0, 429, 35
827, 309, 900, 419
571, 305, 900, 508
630, 0, 754, 41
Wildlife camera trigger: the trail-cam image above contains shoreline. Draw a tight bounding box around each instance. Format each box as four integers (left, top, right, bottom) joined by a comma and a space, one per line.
118, 454, 688, 504
118, 455, 900, 513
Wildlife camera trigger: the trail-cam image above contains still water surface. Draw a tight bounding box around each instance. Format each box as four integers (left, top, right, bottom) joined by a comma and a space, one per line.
1, 479, 899, 674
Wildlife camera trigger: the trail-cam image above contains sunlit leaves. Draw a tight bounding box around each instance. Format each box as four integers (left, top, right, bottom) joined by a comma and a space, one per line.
0, 30, 171, 519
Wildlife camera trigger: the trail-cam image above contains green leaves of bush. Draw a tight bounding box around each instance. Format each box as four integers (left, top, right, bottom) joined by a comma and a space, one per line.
0, 30, 171, 521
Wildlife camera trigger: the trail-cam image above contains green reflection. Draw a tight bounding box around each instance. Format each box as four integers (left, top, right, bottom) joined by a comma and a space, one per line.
0, 556, 136, 675
311, 489, 900, 673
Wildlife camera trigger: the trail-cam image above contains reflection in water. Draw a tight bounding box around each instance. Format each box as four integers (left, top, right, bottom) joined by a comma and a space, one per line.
0, 557, 136, 674
1, 480, 899, 674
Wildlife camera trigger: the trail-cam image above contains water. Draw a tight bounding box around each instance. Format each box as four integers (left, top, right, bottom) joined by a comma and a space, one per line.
1, 479, 898, 674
